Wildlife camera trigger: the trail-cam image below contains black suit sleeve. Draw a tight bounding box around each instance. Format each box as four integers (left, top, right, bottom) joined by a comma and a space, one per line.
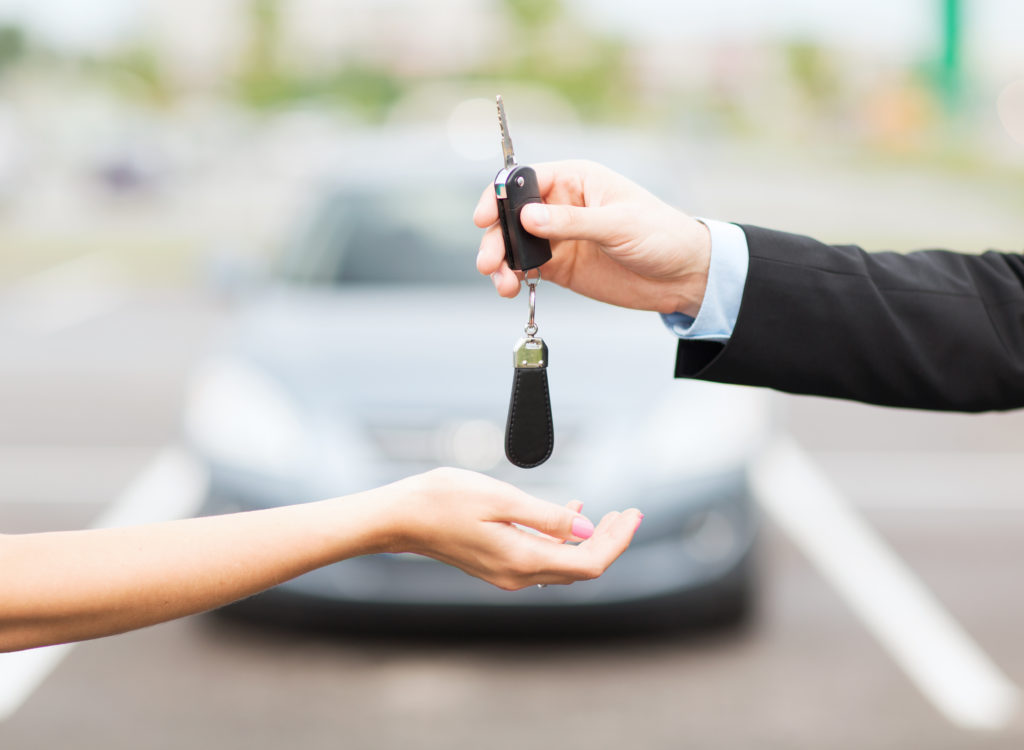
675, 224, 1024, 412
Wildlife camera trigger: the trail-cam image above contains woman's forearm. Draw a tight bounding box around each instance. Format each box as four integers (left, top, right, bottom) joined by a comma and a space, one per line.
0, 489, 396, 652
0, 467, 641, 653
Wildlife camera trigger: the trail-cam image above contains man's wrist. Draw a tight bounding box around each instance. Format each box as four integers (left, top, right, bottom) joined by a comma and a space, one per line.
662, 219, 749, 342
674, 218, 711, 317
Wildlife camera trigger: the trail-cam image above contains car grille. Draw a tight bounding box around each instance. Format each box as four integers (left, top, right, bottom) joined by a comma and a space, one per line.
365, 419, 503, 469
364, 418, 577, 475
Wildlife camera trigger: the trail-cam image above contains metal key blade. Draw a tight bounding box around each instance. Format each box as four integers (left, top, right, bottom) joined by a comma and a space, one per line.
496, 95, 517, 169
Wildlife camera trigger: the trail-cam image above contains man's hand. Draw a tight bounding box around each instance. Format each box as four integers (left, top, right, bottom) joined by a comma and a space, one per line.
474, 160, 712, 317
383, 467, 643, 591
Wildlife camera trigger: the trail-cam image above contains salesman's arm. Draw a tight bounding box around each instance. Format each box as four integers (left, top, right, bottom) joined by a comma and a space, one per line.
678, 225, 1024, 412
474, 160, 1024, 413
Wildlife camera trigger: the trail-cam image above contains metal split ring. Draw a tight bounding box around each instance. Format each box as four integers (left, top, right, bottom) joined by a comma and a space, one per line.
524, 269, 540, 336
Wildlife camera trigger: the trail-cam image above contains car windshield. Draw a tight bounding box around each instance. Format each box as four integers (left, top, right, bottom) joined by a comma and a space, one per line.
277, 187, 485, 285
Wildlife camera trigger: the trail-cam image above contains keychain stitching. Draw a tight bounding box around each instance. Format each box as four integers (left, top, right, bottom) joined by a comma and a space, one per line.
506, 369, 554, 467
507, 372, 552, 467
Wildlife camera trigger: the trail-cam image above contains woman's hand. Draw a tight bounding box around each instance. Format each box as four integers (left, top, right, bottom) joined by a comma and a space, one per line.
0, 467, 639, 652
377, 467, 643, 591
474, 159, 711, 317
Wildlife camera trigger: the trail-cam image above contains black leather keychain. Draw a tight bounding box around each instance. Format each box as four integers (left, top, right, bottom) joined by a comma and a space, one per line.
505, 273, 553, 468
493, 96, 555, 468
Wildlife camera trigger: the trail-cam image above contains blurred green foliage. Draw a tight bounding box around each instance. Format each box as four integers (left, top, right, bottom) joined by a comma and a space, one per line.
471, 2, 631, 121
0, 24, 27, 74
239, 64, 405, 118
784, 41, 841, 110
235, 0, 402, 116
89, 46, 172, 104
0, 0, 1005, 169
503, 0, 565, 28
231, 0, 629, 122
237, 0, 280, 104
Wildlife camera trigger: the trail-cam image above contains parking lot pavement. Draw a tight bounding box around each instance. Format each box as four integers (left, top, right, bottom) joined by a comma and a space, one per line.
2, 507, 1022, 750
2, 293, 1024, 748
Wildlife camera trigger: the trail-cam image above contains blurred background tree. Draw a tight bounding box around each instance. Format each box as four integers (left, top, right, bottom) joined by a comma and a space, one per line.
0, 24, 27, 75
0, 0, 1021, 282
0, 0, 1003, 158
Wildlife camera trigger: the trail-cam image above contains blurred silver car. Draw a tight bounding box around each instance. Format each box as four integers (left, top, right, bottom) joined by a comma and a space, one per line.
184, 126, 772, 633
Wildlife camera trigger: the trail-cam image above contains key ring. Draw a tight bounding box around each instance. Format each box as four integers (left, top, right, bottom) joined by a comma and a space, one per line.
524, 269, 540, 336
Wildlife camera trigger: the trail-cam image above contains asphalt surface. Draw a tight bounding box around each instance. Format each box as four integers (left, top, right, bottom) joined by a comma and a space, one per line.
3, 291, 1024, 749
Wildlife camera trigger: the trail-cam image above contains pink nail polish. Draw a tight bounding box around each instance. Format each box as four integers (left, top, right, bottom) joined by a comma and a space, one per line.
571, 516, 595, 540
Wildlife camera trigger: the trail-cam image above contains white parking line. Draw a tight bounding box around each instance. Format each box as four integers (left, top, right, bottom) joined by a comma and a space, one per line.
752, 436, 1020, 731
0, 446, 207, 723
0, 252, 128, 337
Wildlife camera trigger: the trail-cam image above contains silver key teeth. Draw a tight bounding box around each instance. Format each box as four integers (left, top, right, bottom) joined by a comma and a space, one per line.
496, 95, 517, 169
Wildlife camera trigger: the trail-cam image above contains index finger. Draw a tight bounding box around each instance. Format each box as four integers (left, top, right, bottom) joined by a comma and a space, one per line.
537, 509, 643, 583
473, 183, 498, 228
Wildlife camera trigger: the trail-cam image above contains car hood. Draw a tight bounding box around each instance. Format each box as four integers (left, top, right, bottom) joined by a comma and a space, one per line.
200, 282, 771, 508
228, 283, 679, 413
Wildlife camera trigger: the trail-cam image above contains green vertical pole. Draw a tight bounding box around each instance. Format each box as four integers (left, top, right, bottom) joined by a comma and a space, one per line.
939, 0, 962, 113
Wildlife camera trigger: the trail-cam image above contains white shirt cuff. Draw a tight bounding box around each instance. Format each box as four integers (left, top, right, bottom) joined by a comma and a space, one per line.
660, 218, 749, 342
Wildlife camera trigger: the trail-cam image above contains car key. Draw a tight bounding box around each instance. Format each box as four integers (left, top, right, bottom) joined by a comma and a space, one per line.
505, 271, 554, 468
494, 95, 552, 272
492, 96, 554, 468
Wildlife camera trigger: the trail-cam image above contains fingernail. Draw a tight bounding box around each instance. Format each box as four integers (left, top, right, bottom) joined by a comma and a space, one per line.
634, 514, 644, 533
490, 271, 501, 288
571, 516, 595, 540
522, 203, 549, 227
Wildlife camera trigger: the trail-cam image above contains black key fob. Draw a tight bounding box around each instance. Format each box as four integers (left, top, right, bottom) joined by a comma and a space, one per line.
505, 335, 553, 468
494, 165, 552, 272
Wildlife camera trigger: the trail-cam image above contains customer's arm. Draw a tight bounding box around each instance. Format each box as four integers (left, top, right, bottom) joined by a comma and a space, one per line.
0, 467, 641, 652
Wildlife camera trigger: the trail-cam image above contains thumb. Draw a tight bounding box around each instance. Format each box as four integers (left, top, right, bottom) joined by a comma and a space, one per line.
520, 202, 629, 247
497, 494, 595, 541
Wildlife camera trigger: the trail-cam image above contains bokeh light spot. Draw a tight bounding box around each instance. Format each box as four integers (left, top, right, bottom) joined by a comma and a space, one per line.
996, 79, 1024, 145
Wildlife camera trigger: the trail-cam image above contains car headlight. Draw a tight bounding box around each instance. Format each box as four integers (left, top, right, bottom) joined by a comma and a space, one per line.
578, 381, 773, 507
642, 382, 772, 477
184, 358, 307, 476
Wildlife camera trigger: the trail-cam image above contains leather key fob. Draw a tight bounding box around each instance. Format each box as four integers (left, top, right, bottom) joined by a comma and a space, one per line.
505, 336, 553, 468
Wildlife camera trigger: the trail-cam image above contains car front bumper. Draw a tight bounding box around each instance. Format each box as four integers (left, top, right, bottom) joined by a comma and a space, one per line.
200, 465, 758, 633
